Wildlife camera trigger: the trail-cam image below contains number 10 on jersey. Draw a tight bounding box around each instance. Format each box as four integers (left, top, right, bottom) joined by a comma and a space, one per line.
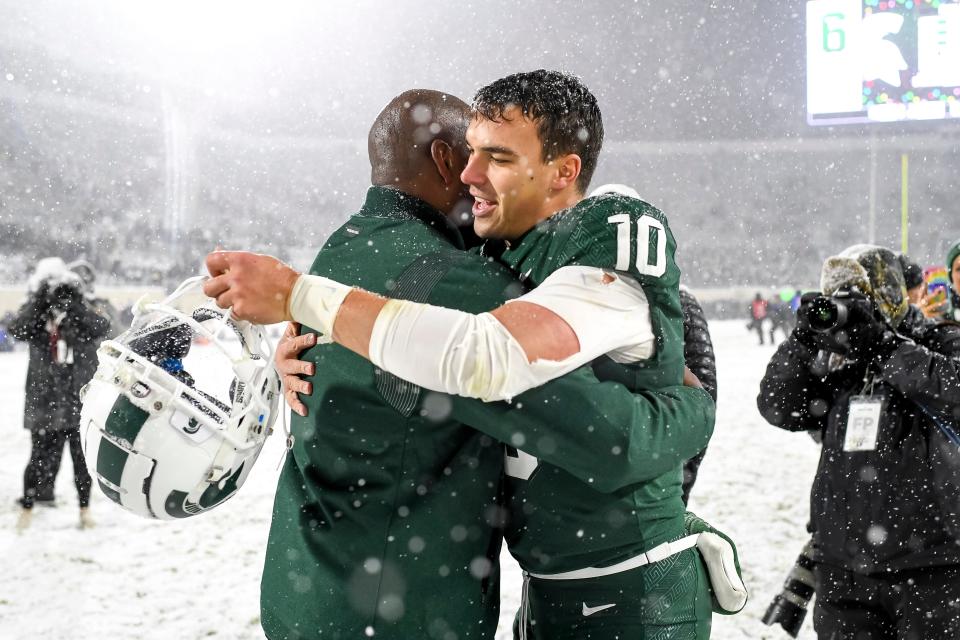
608, 214, 667, 277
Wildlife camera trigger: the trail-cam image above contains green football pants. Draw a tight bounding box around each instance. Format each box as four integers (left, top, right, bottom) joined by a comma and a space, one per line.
513, 548, 712, 639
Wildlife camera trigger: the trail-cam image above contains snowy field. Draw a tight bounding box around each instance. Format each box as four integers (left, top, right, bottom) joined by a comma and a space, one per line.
0, 320, 821, 639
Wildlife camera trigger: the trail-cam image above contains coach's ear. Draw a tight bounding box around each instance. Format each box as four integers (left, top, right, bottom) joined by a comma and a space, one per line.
550, 153, 582, 192
430, 139, 457, 186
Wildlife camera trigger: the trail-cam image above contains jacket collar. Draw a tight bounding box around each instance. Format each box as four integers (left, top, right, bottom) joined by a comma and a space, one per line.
359, 186, 464, 249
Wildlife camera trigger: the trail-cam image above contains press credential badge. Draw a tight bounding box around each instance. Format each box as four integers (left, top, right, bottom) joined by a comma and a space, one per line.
843, 396, 883, 452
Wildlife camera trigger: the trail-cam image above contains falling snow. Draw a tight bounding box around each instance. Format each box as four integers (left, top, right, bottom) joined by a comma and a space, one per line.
0, 321, 821, 639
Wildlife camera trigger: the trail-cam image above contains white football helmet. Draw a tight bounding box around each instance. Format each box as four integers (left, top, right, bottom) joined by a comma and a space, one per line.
589, 183, 640, 199
80, 276, 281, 520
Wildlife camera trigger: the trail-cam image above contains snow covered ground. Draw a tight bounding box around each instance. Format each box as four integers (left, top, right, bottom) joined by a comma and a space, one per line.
0, 320, 821, 639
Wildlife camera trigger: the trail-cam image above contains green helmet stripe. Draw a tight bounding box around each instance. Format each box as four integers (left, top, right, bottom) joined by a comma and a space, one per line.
97, 479, 122, 504
104, 395, 150, 446
96, 436, 129, 495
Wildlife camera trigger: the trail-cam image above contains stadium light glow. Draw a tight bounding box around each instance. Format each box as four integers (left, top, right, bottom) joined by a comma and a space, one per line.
115, 0, 305, 55
96, 0, 316, 90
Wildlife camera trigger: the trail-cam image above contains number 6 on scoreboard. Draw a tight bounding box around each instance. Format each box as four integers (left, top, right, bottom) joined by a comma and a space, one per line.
608, 213, 667, 277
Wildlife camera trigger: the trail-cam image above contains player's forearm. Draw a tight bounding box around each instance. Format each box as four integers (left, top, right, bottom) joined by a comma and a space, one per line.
370, 267, 654, 401
329, 290, 387, 359
289, 275, 583, 400
291, 266, 651, 402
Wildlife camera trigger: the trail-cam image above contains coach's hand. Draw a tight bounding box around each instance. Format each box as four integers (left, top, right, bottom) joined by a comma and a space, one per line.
683, 366, 703, 389
276, 322, 316, 417
204, 251, 300, 324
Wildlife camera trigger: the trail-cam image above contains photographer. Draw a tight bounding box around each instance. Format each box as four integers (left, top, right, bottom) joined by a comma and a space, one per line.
757, 245, 960, 638
10, 258, 111, 531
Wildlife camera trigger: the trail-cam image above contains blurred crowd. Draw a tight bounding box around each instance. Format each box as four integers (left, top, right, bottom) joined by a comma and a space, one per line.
4, 79, 958, 292
747, 289, 801, 345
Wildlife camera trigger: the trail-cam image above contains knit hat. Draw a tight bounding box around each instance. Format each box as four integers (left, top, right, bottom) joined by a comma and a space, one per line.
897, 253, 923, 290
947, 238, 960, 277
820, 244, 908, 327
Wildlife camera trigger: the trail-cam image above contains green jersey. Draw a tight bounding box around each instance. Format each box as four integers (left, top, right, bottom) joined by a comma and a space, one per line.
260, 188, 713, 639
261, 187, 509, 640
487, 192, 696, 575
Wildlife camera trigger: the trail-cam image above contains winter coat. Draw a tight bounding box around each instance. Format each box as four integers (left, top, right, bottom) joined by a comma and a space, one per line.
680, 287, 717, 402
9, 289, 111, 433
679, 287, 717, 504
757, 317, 960, 574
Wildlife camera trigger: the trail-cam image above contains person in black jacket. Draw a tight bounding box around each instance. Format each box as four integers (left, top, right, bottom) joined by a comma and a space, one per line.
33, 260, 124, 503
758, 244, 960, 639
679, 285, 717, 504
11, 258, 111, 531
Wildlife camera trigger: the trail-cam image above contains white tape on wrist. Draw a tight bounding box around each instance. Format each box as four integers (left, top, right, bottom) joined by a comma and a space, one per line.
288, 275, 353, 343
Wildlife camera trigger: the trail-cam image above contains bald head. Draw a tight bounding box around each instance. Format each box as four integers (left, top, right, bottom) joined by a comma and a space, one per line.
368, 89, 470, 189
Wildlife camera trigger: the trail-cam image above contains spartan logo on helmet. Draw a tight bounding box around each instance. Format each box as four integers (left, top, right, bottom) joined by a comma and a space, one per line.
80, 277, 280, 520
181, 417, 201, 435
164, 462, 247, 518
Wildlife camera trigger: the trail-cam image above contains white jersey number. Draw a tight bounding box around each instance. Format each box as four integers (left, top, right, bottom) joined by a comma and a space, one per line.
608, 214, 666, 277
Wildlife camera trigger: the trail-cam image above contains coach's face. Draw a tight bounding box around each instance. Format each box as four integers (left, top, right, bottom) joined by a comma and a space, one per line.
460, 107, 558, 241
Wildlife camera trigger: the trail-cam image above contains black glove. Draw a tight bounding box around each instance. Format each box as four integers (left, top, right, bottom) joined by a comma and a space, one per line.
835, 296, 888, 360
48, 281, 83, 312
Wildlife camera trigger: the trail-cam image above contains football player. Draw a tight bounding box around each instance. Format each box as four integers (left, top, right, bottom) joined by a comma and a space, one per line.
207, 73, 738, 638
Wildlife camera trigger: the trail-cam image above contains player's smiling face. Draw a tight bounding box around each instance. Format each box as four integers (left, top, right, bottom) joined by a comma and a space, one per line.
461, 108, 559, 241
953, 255, 960, 293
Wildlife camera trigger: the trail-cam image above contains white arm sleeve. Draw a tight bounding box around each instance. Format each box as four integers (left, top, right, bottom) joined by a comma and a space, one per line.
516, 265, 655, 364
368, 265, 654, 402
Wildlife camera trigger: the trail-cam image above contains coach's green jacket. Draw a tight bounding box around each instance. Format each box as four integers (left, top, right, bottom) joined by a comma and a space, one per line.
260, 187, 714, 640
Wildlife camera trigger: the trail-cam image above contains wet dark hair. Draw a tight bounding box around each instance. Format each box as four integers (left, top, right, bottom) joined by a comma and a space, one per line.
472, 70, 603, 194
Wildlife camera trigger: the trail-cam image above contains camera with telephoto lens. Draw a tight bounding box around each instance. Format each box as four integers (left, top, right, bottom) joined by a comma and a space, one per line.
46, 280, 81, 311
797, 290, 863, 334
762, 540, 817, 638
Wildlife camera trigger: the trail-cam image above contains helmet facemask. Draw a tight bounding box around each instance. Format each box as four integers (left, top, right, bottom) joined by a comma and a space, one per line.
80, 277, 280, 520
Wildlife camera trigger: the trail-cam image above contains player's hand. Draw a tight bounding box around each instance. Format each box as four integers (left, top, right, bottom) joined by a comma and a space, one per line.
683, 366, 703, 389
203, 251, 300, 324
275, 322, 316, 417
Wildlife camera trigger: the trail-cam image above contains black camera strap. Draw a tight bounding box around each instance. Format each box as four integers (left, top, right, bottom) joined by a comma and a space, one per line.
844, 370, 884, 452
916, 403, 960, 449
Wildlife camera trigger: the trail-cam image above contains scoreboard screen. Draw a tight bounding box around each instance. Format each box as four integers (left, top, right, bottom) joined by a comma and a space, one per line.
807, 0, 960, 125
